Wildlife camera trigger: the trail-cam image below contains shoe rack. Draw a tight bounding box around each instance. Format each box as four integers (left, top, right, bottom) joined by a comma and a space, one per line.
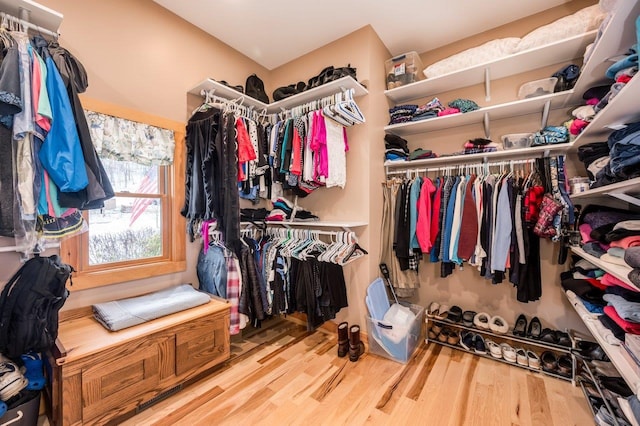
426, 315, 574, 382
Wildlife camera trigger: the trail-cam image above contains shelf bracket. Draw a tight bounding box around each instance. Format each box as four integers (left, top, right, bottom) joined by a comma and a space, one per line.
484, 67, 491, 102
541, 100, 551, 130
608, 191, 640, 208
483, 112, 490, 139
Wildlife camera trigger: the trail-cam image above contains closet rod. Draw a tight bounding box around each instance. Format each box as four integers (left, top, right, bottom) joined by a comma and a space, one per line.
0, 11, 59, 37
384, 157, 543, 176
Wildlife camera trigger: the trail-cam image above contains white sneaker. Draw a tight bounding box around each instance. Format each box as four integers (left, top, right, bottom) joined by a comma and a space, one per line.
0, 361, 28, 401
486, 339, 502, 359
500, 343, 517, 363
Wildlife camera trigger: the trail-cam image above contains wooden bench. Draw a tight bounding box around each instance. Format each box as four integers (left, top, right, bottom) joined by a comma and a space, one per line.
46, 298, 230, 426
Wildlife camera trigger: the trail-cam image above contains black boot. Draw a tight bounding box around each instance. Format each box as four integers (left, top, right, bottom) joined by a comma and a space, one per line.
348, 325, 365, 362
337, 322, 349, 358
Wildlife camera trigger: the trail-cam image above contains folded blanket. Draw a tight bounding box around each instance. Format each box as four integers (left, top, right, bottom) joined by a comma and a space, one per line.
92, 284, 211, 331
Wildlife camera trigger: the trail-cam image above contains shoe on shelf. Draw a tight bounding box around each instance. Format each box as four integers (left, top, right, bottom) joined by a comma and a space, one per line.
447, 330, 460, 346
438, 329, 450, 343
427, 302, 440, 319
427, 329, 438, 341
541, 351, 559, 373
489, 316, 509, 334
513, 314, 527, 337
434, 305, 450, 321
527, 351, 541, 369
556, 331, 571, 347
473, 312, 490, 330
474, 334, 487, 355
448, 306, 463, 323
539, 328, 558, 345
574, 341, 609, 362
516, 348, 528, 366
557, 355, 573, 377
460, 331, 475, 351
486, 340, 502, 359
500, 343, 517, 363
462, 310, 476, 327
527, 316, 542, 339
431, 323, 443, 336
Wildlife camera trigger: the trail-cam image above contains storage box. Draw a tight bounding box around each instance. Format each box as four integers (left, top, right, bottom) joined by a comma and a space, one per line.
0, 391, 40, 426
517, 77, 558, 99
366, 303, 424, 363
501, 133, 534, 150
385, 52, 423, 90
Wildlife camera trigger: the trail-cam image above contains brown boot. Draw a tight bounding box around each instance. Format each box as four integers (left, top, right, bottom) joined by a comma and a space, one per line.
337, 322, 349, 357
348, 325, 365, 362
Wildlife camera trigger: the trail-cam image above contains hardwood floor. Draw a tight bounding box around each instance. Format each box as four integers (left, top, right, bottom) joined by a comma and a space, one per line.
119, 318, 593, 426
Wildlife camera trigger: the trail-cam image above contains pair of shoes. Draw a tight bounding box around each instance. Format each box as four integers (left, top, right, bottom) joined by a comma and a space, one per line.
539, 328, 571, 346
486, 340, 502, 359
500, 343, 517, 362
0, 358, 28, 401
515, 348, 541, 369
427, 302, 451, 321
512, 314, 542, 339
448, 306, 463, 323
472, 313, 509, 334
573, 341, 609, 362
435, 328, 460, 345
462, 310, 476, 327
541, 351, 573, 377
460, 332, 486, 354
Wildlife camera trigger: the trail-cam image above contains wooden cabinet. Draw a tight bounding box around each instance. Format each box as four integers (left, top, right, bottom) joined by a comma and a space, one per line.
47, 298, 230, 426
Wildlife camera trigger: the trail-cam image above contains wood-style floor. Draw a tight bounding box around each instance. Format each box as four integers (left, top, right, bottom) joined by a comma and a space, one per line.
118, 318, 593, 426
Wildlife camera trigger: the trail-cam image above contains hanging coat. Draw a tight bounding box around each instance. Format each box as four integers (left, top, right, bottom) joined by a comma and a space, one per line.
33, 37, 88, 193
40, 36, 114, 209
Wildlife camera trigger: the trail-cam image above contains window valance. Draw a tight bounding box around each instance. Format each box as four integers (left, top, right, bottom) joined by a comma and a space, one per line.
85, 110, 175, 166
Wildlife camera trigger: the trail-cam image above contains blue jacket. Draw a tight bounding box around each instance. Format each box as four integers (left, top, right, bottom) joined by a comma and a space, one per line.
38, 49, 88, 192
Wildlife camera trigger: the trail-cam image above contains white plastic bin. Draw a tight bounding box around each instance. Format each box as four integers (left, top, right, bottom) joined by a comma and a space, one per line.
366, 303, 424, 363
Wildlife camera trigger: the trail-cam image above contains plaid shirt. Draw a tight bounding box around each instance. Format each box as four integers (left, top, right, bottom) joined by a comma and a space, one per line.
226, 255, 241, 335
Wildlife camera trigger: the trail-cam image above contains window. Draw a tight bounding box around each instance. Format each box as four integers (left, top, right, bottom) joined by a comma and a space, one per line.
61, 99, 186, 290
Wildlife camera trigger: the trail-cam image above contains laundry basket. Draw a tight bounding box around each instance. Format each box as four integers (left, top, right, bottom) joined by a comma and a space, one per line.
366, 303, 424, 363
0, 391, 40, 426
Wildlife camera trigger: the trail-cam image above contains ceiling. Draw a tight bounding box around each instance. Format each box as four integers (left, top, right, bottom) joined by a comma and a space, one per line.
153, 0, 570, 70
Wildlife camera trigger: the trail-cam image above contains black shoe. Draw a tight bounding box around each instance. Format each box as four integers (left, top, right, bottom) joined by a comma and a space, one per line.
539, 328, 558, 344
527, 317, 542, 339
337, 322, 349, 358
448, 306, 463, 323
541, 351, 558, 373
556, 331, 571, 347
513, 314, 527, 337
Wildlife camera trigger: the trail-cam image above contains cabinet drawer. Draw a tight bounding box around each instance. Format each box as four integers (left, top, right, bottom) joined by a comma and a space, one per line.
81, 340, 161, 421
176, 313, 229, 376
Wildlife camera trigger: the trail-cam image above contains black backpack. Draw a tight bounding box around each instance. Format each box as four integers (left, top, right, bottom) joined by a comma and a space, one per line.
0, 255, 72, 358
245, 74, 269, 103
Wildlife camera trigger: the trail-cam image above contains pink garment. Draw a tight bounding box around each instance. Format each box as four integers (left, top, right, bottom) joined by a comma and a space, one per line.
416, 177, 436, 252
585, 98, 599, 106
570, 119, 589, 135
617, 74, 633, 84
610, 236, 640, 249
579, 223, 594, 244
343, 127, 349, 152
604, 306, 640, 334
430, 179, 442, 248
437, 108, 460, 117
600, 272, 639, 292
311, 111, 328, 181
290, 128, 302, 176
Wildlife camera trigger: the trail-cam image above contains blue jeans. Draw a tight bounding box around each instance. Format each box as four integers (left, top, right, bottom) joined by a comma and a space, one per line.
197, 245, 227, 298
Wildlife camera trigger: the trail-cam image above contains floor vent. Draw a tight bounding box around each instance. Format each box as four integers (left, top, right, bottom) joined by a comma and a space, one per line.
136, 384, 182, 413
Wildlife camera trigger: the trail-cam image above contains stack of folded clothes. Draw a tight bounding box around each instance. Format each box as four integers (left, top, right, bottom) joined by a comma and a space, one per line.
460, 138, 498, 155
409, 148, 437, 161
388, 104, 417, 124
384, 134, 410, 161
577, 141, 610, 184
266, 197, 319, 222
448, 98, 479, 113
411, 98, 445, 122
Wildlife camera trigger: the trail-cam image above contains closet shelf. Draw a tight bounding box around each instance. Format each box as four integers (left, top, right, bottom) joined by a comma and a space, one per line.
384, 30, 597, 104
568, 1, 640, 105
384, 90, 573, 136
0, 0, 63, 32
570, 246, 638, 292
570, 74, 640, 151
565, 289, 640, 396
188, 76, 367, 114
383, 144, 570, 170
570, 177, 640, 208
428, 317, 572, 353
